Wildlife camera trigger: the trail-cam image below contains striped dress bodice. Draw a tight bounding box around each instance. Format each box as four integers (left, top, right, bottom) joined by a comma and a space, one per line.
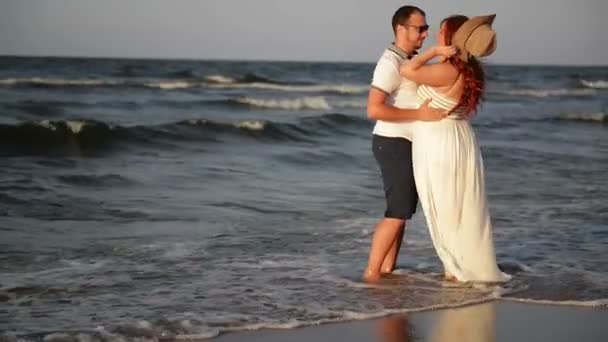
416, 85, 465, 119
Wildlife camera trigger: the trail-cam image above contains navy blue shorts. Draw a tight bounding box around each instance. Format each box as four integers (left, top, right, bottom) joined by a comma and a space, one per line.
372, 135, 418, 220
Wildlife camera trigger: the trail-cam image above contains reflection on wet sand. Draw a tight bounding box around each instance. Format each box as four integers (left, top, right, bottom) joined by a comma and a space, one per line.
430, 302, 496, 342
376, 314, 413, 342
375, 302, 497, 342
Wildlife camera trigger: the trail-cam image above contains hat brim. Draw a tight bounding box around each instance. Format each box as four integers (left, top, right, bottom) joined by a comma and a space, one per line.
454, 14, 497, 61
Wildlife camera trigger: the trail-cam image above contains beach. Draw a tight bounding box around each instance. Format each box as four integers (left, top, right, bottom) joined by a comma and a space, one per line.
213, 301, 608, 342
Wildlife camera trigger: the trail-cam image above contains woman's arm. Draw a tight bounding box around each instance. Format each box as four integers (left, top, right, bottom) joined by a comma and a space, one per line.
400, 46, 459, 88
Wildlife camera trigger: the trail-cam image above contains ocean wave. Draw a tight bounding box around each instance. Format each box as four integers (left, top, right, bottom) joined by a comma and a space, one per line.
0, 77, 123, 87
205, 72, 302, 85
204, 74, 237, 84
234, 96, 331, 110
203, 72, 367, 94
152, 96, 361, 111
142, 80, 195, 90
0, 77, 197, 90
581, 80, 608, 89
0, 119, 116, 154
238, 72, 287, 85
0, 114, 369, 156
494, 88, 597, 98
207, 81, 368, 94
557, 112, 607, 123
0, 75, 368, 94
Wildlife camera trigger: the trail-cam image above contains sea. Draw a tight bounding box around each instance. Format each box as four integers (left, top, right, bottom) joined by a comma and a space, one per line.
0, 56, 607, 340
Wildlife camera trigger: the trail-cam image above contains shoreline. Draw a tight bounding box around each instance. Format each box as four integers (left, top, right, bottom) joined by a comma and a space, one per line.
211, 300, 608, 342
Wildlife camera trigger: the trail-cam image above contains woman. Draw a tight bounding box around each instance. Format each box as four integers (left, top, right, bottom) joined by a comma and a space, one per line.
400, 14, 511, 283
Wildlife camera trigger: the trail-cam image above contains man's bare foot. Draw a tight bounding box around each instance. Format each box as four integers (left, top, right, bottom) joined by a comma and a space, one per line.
363, 269, 382, 283
381, 267, 395, 275
444, 273, 459, 282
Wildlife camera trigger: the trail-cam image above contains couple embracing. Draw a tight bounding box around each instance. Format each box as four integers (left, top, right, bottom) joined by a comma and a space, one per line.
363, 6, 511, 284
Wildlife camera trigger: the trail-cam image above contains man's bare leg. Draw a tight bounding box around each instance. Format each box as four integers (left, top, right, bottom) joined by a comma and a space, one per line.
363, 218, 405, 282
381, 226, 405, 274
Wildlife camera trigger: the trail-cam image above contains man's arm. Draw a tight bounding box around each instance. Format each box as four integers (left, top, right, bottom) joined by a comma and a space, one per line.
367, 87, 446, 122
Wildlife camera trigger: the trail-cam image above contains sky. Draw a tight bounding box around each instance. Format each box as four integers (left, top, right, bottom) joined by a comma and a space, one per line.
1, 0, 607, 65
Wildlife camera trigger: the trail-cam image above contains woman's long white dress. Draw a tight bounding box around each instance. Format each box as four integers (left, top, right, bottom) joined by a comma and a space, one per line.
412, 85, 510, 283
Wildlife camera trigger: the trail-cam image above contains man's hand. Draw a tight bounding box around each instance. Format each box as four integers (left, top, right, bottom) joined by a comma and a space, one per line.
416, 98, 448, 121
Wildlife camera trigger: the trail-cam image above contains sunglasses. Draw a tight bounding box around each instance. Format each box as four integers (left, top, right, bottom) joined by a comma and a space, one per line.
403, 24, 430, 34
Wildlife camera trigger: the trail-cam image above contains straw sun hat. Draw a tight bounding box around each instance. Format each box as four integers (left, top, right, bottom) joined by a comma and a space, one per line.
452, 14, 497, 61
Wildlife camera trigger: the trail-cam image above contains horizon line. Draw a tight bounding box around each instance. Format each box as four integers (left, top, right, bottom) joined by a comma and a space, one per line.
1, 54, 607, 68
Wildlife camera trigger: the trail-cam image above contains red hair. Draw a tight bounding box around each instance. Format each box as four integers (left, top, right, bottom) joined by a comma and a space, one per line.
441, 15, 485, 117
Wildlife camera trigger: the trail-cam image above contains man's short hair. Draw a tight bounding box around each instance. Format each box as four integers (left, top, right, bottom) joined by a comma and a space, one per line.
392, 6, 426, 34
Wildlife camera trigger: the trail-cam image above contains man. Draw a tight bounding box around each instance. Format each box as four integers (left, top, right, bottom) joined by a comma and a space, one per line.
363, 5, 445, 282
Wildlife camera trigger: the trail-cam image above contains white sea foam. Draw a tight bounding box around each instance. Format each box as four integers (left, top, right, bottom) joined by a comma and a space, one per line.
0, 77, 121, 87
503, 297, 608, 308
204, 75, 237, 84
37, 120, 58, 131
143, 81, 194, 90
174, 331, 220, 340
161, 243, 194, 259
209, 296, 499, 335
559, 112, 607, 122
236, 120, 266, 131
581, 79, 608, 89
513, 262, 534, 273
42, 333, 73, 342
33, 120, 111, 134
65, 121, 87, 134
236, 96, 331, 110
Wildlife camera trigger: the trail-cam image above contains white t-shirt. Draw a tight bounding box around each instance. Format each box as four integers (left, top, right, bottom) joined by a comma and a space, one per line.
371, 45, 419, 141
